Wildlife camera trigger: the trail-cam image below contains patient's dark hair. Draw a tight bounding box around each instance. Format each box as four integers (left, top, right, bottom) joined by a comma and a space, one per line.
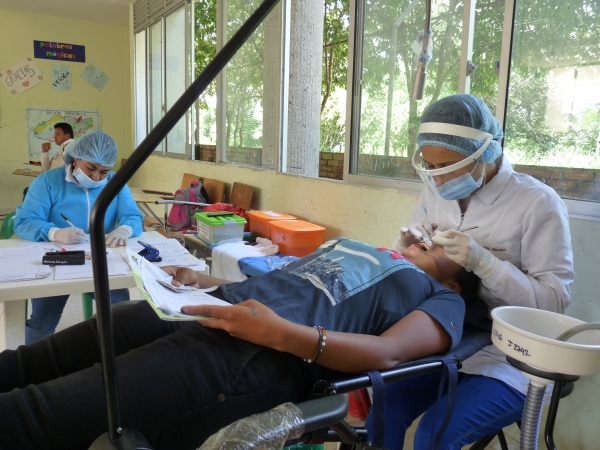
54, 122, 74, 139
456, 269, 481, 303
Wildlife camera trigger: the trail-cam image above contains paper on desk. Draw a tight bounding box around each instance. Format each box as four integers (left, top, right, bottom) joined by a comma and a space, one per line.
54, 248, 131, 280
52, 235, 91, 251
0, 247, 51, 282
127, 239, 206, 271
127, 249, 229, 321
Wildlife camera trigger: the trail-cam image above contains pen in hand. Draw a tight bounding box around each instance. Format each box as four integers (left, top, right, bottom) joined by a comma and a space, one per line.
61, 213, 76, 228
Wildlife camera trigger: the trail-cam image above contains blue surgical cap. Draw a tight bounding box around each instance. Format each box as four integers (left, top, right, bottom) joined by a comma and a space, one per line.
63, 130, 118, 167
417, 94, 503, 163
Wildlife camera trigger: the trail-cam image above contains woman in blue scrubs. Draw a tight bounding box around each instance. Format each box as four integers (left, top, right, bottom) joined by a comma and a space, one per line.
15, 131, 143, 343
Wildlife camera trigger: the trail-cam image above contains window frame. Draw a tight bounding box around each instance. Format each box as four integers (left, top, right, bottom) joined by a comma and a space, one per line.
345, 0, 600, 219
134, 1, 194, 159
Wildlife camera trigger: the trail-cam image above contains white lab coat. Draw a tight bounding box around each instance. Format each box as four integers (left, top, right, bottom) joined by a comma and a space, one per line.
41, 138, 74, 172
403, 156, 574, 394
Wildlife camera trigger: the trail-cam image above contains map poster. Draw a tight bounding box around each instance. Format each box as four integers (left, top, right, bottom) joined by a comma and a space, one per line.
27, 108, 101, 158
80, 64, 109, 91
52, 65, 71, 91
1, 58, 45, 96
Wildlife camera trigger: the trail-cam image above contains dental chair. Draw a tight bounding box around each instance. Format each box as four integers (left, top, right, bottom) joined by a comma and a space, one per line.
199, 328, 491, 450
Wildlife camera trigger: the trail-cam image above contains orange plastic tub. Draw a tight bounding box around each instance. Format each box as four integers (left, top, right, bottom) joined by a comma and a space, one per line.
269, 220, 326, 257
247, 210, 297, 239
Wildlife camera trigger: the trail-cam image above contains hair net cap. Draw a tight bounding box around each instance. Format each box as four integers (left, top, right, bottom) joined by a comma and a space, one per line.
417, 94, 503, 163
63, 130, 118, 167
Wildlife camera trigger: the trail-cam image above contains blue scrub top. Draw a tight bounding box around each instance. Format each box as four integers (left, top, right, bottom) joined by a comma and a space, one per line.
15, 165, 143, 242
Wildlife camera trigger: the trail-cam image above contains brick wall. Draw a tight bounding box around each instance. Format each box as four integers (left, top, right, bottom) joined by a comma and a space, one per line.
319, 152, 600, 201
195, 144, 216, 162
195, 144, 262, 166
195, 148, 600, 200
319, 152, 344, 180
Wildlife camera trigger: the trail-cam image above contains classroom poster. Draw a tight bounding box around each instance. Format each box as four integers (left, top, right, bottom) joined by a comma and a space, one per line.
52, 65, 72, 91
1, 58, 44, 96
80, 64, 110, 91
34, 40, 86, 63
27, 108, 101, 158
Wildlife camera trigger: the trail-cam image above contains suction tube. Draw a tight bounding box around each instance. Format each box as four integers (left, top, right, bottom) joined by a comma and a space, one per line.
520, 383, 546, 450
519, 322, 600, 450
556, 323, 600, 342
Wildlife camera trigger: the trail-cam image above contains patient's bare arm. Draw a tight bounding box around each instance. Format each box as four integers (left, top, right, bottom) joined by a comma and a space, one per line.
184, 300, 451, 374
161, 266, 233, 289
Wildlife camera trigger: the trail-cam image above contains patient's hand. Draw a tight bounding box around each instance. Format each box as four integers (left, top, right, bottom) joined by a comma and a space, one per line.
161, 266, 200, 288
184, 300, 290, 350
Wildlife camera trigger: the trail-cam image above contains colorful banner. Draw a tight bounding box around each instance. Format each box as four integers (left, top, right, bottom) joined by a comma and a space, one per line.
1, 58, 45, 96
34, 40, 86, 63
51, 64, 72, 91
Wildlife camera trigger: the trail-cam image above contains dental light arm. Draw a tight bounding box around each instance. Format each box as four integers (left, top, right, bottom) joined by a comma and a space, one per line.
412, 0, 433, 100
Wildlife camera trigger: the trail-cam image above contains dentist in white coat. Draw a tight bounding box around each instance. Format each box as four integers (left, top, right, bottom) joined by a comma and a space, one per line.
366, 94, 574, 450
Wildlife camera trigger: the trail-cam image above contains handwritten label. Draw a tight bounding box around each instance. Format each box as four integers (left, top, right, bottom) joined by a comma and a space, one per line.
492, 328, 502, 341
52, 64, 71, 91
507, 339, 531, 357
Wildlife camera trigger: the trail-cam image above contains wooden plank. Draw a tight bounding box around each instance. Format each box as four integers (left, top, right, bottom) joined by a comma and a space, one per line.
230, 182, 254, 210
180, 173, 201, 188
13, 169, 41, 178
203, 178, 225, 204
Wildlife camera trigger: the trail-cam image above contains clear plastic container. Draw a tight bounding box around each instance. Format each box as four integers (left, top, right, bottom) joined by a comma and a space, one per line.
195, 212, 247, 245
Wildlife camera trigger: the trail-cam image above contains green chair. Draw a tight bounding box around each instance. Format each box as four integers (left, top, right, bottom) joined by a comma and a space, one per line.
0, 211, 16, 239
1, 212, 93, 321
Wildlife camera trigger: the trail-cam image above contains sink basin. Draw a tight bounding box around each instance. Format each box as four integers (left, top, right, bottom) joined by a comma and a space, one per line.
491, 306, 600, 376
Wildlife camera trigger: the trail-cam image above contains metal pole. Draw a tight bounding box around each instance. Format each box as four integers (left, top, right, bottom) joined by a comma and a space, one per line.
88, 0, 281, 445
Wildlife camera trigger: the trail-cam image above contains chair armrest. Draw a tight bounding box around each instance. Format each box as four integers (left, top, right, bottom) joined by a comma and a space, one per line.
314, 330, 492, 394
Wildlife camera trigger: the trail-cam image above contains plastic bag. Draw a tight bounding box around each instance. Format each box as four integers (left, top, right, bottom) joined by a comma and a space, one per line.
267, 256, 299, 270
203, 202, 250, 232
199, 402, 304, 450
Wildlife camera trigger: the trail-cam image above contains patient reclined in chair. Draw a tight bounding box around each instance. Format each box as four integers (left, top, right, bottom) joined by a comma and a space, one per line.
0, 238, 479, 449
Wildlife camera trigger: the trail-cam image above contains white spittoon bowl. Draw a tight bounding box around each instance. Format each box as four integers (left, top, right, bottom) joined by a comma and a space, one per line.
491, 306, 600, 376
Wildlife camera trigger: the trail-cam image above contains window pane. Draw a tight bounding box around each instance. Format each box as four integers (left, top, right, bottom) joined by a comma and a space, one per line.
149, 20, 164, 152
194, 0, 217, 161
165, 7, 187, 154
320, 0, 349, 180
354, 0, 463, 180
224, 0, 265, 167
505, 0, 600, 201
134, 30, 147, 147
469, 0, 505, 110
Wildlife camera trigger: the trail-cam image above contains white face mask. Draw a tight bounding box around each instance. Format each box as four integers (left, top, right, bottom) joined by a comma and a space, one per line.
73, 167, 108, 189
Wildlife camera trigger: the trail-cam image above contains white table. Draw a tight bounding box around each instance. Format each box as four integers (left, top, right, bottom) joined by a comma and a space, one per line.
0, 231, 205, 350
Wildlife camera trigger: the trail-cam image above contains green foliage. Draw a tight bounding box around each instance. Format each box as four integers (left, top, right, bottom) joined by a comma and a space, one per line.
191, 0, 600, 171
320, 105, 345, 152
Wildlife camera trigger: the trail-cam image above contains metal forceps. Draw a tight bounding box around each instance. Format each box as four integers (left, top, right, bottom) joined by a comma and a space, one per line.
419, 225, 479, 250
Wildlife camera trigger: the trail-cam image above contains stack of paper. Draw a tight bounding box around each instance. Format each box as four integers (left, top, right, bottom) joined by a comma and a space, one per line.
127, 249, 229, 321
0, 247, 51, 282
54, 248, 131, 280
127, 239, 206, 271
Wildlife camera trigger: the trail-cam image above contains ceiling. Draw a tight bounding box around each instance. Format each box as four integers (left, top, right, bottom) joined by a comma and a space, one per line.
0, 0, 134, 26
